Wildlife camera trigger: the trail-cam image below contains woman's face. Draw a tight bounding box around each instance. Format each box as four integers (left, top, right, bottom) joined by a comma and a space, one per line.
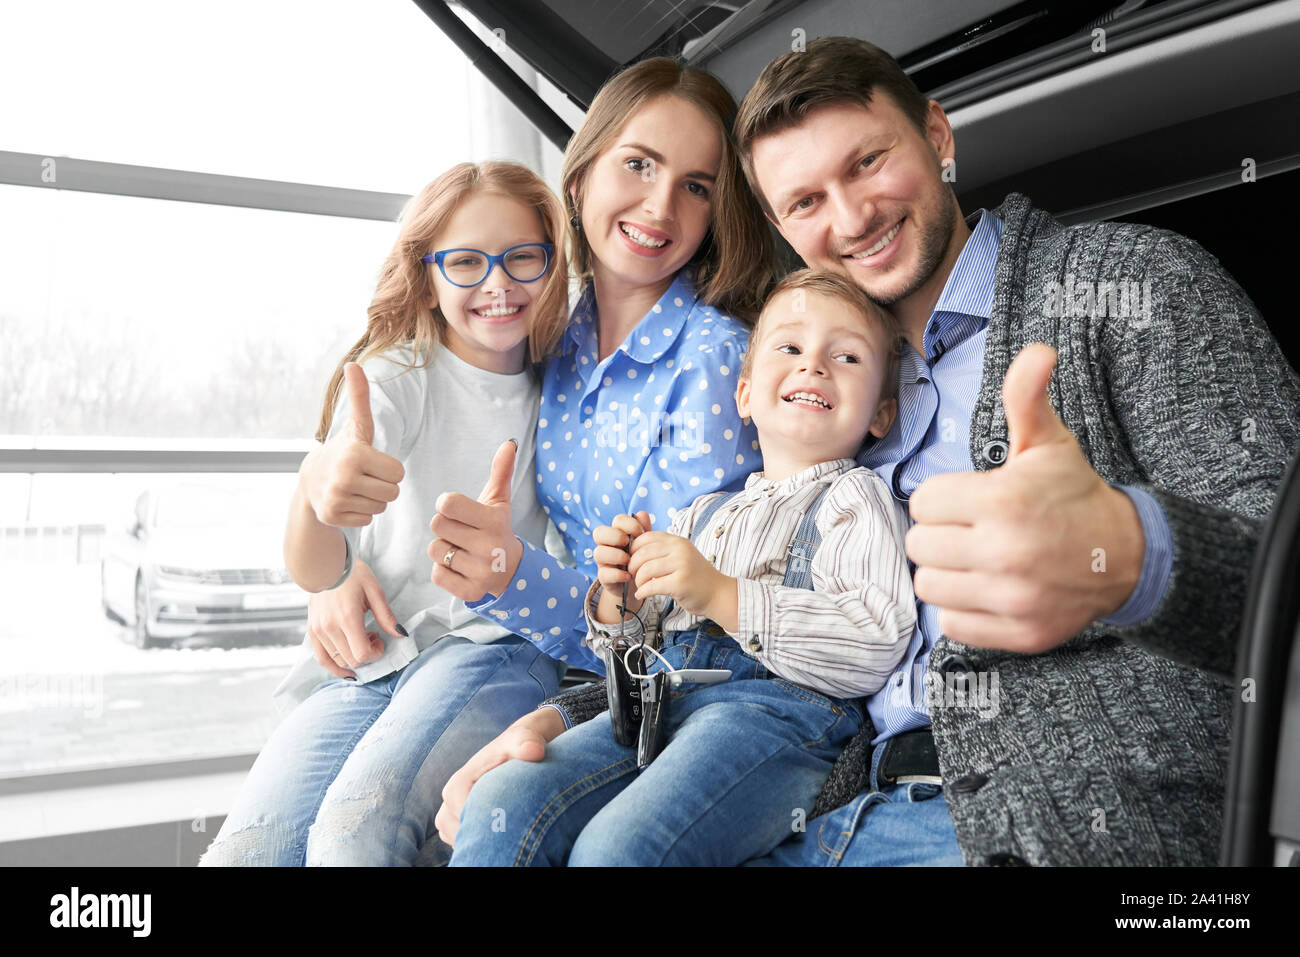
575, 94, 722, 291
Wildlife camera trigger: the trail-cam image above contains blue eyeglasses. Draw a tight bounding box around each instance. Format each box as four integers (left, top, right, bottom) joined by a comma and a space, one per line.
421, 243, 554, 287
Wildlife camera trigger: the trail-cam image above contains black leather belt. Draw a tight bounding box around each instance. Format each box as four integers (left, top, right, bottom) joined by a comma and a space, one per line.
876, 728, 941, 784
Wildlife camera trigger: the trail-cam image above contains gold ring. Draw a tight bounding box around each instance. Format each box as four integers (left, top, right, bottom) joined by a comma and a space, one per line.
442, 547, 457, 570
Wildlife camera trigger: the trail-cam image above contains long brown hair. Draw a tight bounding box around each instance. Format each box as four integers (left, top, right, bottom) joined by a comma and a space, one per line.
315, 162, 570, 441
561, 57, 775, 323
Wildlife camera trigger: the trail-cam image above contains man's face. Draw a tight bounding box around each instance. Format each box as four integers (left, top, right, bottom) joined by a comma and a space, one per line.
750, 97, 959, 308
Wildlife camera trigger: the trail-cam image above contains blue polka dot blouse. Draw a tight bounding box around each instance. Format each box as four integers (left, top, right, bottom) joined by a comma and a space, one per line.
465, 267, 762, 671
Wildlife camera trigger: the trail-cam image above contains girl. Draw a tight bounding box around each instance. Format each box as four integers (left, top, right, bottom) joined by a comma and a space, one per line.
199, 161, 570, 867
425, 58, 777, 679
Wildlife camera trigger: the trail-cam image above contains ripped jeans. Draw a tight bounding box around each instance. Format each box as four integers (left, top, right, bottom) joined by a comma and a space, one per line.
199, 634, 564, 867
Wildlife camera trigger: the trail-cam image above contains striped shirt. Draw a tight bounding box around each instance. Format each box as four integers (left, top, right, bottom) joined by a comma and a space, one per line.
584, 458, 916, 699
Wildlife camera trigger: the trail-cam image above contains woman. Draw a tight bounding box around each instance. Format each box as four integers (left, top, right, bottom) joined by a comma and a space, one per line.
428, 57, 776, 674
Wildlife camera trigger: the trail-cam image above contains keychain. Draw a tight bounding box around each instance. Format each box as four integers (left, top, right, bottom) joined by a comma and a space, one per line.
604, 535, 731, 768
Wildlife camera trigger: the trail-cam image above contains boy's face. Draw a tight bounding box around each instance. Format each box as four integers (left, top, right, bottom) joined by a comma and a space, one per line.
735, 289, 896, 462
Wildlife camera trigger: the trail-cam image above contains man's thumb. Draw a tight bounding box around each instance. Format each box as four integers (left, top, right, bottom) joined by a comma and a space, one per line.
477, 439, 517, 505
343, 362, 374, 446
1003, 343, 1067, 458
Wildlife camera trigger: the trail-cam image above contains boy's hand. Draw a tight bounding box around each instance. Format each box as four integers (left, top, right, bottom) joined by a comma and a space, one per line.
591, 512, 651, 620
628, 530, 733, 622
300, 363, 405, 527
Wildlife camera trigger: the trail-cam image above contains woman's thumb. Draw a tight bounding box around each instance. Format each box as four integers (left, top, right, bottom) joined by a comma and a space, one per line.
476, 439, 518, 505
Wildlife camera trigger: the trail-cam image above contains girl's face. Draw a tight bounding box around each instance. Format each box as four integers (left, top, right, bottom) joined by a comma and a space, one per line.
427, 191, 550, 374
575, 94, 721, 292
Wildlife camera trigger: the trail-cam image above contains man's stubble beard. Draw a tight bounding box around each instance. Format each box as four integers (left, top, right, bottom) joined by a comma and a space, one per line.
859, 184, 959, 307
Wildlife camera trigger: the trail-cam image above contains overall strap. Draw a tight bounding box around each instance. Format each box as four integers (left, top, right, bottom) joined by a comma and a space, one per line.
780, 481, 834, 590
688, 490, 737, 546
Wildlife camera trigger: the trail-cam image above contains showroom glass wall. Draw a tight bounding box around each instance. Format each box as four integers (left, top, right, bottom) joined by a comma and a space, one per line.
0, 0, 579, 778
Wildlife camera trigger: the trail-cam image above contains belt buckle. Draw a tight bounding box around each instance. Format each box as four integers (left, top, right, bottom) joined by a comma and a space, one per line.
894, 774, 943, 786
877, 729, 939, 786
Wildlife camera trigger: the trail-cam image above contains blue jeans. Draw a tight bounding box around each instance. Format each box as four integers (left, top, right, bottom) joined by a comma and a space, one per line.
745, 727, 964, 866
449, 628, 862, 866
199, 634, 563, 867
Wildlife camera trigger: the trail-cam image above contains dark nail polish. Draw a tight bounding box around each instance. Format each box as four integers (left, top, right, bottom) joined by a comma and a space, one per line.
344, 676, 357, 682
396, 624, 409, 637
508, 437, 518, 448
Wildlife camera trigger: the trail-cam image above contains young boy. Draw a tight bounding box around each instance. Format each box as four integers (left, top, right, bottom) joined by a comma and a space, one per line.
448, 269, 916, 866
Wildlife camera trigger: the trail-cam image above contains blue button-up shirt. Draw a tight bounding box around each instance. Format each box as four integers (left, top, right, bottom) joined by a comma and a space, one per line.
466, 267, 761, 672
859, 209, 1174, 744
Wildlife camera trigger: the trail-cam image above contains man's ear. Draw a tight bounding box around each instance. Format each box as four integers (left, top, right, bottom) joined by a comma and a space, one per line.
745, 147, 786, 237
868, 396, 897, 439
924, 99, 957, 171
735, 377, 751, 419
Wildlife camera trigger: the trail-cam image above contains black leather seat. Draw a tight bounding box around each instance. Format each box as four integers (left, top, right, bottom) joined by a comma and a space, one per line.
1222, 444, 1300, 865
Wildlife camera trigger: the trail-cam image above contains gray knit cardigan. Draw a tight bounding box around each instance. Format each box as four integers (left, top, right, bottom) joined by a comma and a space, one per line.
539, 192, 1300, 866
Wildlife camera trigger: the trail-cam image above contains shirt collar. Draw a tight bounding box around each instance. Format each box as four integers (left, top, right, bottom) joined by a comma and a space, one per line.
744, 457, 857, 495
563, 267, 699, 364
921, 208, 1003, 362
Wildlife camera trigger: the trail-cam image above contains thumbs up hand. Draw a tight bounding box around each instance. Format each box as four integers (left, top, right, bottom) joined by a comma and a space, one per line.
299, 362, 406, 527
428, 439, 525, 601
904, 344, 1145, 653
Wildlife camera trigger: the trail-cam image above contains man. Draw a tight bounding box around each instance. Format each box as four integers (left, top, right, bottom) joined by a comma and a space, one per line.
436, 36, 1300, 866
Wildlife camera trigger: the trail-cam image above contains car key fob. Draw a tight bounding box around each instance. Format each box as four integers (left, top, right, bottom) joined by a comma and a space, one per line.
604, 640, 644, 748
636, 670, 667, 768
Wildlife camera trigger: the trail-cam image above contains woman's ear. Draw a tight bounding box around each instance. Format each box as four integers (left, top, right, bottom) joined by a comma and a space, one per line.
567, 178, 583, 214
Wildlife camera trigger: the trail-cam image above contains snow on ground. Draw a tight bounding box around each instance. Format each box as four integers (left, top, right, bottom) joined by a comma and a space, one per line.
0, 561, 305, 677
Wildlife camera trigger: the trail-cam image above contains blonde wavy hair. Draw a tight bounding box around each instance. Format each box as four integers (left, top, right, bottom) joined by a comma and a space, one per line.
561, 57, 776, 323
316, 162, 570, 440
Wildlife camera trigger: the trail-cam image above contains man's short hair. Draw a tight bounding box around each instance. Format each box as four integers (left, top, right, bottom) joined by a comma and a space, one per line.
741, 269, 901, 400
734, 36, 931, 218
